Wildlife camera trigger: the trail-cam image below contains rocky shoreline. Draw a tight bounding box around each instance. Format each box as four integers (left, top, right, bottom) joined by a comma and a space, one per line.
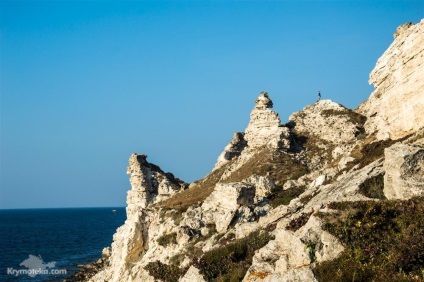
64, 248, 111, 282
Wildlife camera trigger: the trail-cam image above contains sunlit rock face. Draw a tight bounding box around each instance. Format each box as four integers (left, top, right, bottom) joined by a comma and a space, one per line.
358, 20, 424, 140
85, 21, 424, 282
384, 143, 424, 199
244, 92, 291, 149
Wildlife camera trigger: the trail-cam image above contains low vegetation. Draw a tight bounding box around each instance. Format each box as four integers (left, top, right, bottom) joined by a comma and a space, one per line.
268, 186, 306, 208
314, 197, 424, 282
321, 109, 367, 126
358, 173, 386, 199
157, 232, 177, 246
286, 211, 313, 231
348, 134, 411, 169
193, 230, 275, 281
221, 147, 309, 186
158, 164, 229, 211
145, 261, 187, 282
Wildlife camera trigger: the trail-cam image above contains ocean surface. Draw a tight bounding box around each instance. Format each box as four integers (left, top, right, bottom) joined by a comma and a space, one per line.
0, 207, 126, 281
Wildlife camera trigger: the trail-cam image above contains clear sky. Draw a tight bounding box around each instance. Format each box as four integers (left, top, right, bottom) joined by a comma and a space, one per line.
1, 1, 423, 209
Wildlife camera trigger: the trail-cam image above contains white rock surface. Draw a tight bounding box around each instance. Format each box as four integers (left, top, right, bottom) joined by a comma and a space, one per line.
358, 20, 424, 140
244, 216, 343, 282
384, 143, 424, 199
244, 92, 291, 149
202, 182, 255, 232
179, 266, 206, 282
87, 22, 424, 282
290, 100, 363, 145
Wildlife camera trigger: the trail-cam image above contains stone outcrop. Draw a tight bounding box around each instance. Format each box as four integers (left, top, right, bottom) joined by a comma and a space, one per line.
289, 100, 365, 169
290, 100, 364, 145
214, 132, 247, 169
384, 143, 424, 199
127, 154, 186, 212
90, 155, 186, 282
244, 92, 291, 149
202, 182, 256, 233
80, 21, 424, 282
244, 216, 343, 282
358, 20, 424, 140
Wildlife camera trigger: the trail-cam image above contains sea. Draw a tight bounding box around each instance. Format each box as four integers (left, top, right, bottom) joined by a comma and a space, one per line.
0, 207, 126, 281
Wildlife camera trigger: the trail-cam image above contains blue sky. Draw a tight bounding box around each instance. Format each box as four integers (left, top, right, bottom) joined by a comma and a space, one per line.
1, 0, 423, 209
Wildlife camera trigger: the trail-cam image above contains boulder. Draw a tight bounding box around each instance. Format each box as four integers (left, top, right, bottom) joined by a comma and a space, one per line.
244, 92, 291, 149
202, 182, 255, 232
384, 143, 424, 199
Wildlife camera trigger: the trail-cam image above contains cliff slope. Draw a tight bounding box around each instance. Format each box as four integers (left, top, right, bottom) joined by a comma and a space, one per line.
84, 21, 424, 282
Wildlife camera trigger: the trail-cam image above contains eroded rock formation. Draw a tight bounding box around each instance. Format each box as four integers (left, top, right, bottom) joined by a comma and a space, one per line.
358, 19, 424, 140
84, 21, 424, 282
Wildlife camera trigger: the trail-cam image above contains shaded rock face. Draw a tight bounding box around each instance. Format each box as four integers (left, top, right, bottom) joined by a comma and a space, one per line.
384, 143, 424, 199
214, 132, 247, 169
358, 20, 424, 140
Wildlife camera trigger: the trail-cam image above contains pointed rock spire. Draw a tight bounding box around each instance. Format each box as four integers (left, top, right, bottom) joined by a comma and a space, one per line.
255, 91, 273, 109
244, 92, 290, 149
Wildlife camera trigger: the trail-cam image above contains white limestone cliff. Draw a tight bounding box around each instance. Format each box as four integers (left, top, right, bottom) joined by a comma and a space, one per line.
358, 20, 424, 140
81, 20, 424, 282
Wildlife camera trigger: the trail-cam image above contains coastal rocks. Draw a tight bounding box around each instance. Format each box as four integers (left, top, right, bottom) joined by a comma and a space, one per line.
126, 154, 186, 215
89, 155, 187, 282
358, 20, 424, 140
244, 92, 291, 149
384, 143, 424, 199
202, 182, 256, 232
85, 21, 424, 282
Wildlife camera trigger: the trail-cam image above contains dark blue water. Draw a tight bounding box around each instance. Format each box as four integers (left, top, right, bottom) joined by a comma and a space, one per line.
0, 208, 126, 281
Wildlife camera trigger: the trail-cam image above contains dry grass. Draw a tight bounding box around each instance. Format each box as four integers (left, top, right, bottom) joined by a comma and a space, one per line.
321, 109, 367, 126
157, 164, 229, 211
347, 134, 412, 170
221, 147, 309, 186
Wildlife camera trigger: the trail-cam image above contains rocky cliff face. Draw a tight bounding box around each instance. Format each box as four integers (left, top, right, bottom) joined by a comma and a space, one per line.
358, 20, 424, 140
87, 21, 424, 282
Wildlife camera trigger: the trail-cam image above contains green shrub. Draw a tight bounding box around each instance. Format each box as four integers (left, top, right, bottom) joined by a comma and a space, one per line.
268, 186, 306, 208
305, 241, 317, 263
145, 261, 187, 282
157, 232, 177, 246
287, 212, 313, 231
193, 230, 274, 281
314, 197, 424, 282
359, 173, 386, 199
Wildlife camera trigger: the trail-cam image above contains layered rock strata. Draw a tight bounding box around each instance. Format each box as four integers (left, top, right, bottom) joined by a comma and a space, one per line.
358, 20, 424, 140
